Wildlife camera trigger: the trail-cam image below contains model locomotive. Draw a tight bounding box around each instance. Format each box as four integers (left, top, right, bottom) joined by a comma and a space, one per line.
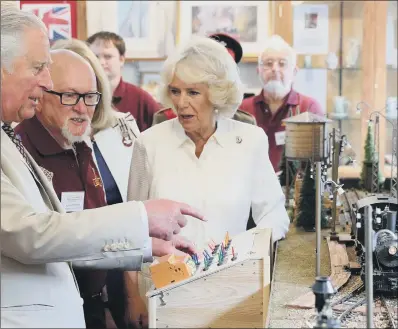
352, 194, 398, 294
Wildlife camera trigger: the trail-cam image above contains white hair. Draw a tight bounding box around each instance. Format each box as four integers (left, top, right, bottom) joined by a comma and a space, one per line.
61, 119, 92, 144
1, 4, 47, 73
158, 35, 244, 119
258, 35, 297, 68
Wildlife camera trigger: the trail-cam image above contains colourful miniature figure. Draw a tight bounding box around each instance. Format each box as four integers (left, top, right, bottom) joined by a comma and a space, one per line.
231, 247, 238, 261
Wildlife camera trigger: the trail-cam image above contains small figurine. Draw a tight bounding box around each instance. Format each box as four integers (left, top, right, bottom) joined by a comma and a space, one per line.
191, 253, 201, 267
231, 247, 238, 261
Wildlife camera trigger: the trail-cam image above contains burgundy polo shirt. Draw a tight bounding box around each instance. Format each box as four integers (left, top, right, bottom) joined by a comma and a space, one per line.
112, 78, 160, 131
15, 116, 107, 211
15, 116, 109, 298
240, 89, 324, 172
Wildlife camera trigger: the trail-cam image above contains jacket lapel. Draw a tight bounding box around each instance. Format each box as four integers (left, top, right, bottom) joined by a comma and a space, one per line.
93, 126, 134, 202
25, 151, 65, 213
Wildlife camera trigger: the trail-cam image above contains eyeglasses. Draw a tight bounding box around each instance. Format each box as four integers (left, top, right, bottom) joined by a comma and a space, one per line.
259, 59, 288, 70
45, 90, 102, 106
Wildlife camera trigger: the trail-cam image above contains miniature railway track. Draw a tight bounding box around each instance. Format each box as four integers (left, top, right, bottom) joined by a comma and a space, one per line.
341, 189, 361, 232
330, 285, 398, 328
378, 296, 398, 329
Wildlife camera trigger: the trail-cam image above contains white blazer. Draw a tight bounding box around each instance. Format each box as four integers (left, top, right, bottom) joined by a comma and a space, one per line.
1, 122, 149, 328
90, 112, 140, 202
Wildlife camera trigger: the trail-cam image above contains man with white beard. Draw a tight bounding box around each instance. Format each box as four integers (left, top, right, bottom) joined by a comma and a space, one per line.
15, 49, 105, 210
240, 35, 324, 172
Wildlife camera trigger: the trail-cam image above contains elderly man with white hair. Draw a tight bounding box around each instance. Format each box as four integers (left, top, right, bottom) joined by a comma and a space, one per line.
240, 35, 324, 172
0, 5, 203, 328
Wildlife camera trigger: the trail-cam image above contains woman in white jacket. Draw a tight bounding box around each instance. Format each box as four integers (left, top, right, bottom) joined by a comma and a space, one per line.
125, 35, 290, 327
51, 39, 140, 328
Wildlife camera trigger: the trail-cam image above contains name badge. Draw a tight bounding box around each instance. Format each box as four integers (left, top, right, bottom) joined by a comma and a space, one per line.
61, 191, 85, 212
275, 131, 286, 146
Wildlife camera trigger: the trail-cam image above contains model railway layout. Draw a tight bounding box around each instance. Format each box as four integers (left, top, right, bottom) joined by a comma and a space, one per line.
327, 190, 398, 328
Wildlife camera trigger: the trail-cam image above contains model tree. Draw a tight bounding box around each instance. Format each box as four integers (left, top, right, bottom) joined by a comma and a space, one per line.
296, 162, 328, 231
360, 124, 384, 189
279, 148, 299, 187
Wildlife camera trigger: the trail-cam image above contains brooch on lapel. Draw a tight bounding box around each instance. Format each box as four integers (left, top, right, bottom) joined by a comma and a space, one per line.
236, 136, 242, 144
91, 167, 103, 188
122, 136, 133, 147
118, 118, 133, 147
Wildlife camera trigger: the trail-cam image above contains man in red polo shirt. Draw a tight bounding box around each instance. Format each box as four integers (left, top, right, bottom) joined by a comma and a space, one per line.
240, 35, 324, 172
87, 31, 160, 131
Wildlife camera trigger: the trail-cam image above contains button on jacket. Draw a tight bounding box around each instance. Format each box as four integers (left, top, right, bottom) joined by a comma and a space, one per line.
1, 121, 150, 328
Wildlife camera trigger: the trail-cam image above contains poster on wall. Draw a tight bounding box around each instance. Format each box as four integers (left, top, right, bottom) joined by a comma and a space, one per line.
86, 1, 168, 59
20, 1, 75, 44
293, 4, 329, 55
386, 10, 397, 68
293, 69, 327, 115
177, 1, 269, 59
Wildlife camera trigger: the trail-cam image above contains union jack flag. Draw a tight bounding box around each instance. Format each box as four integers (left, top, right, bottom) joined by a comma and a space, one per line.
21, 4, 72, 44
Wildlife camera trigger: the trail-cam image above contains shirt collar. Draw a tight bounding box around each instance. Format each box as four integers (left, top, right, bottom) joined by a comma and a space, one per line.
255, 88, 299, 106
113, 77, 126, 99
21, 116, 68, 156
172, 117, 229, 148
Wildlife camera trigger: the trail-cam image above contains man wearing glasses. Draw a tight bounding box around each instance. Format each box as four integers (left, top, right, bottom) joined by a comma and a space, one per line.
15, 50, 105, 211
239, 35, 324, 173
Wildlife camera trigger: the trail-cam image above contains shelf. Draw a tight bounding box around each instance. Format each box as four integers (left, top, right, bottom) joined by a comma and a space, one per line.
328, 114, 361, 121
298, 67, 362, 70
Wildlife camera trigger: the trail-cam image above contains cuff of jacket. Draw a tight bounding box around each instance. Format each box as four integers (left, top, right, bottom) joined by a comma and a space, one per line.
138, 202, 153, 263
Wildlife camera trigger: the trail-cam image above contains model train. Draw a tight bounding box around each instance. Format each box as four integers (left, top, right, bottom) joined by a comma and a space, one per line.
352, 194, 398, 295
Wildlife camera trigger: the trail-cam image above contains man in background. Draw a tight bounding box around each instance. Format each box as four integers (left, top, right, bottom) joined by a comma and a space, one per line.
240, 35, 324, 172
87, 31, 160, 131
152, 33, 257, 126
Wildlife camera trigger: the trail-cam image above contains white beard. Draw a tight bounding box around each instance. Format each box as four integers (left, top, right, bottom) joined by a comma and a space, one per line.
61, 120, 92, 144
262, 80, 291, 99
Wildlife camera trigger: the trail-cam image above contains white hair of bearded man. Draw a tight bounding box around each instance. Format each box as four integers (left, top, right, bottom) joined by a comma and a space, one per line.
262, 80, 292, 99
61, 119, 92, 144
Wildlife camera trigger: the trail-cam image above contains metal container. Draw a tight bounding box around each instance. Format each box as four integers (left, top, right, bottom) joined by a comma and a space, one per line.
283, 112, 332, 161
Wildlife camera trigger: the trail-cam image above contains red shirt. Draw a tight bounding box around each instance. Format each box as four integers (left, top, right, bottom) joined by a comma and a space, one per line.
15, 116, 107, 210
240, 89, 324, 172
112, 78, 160, 131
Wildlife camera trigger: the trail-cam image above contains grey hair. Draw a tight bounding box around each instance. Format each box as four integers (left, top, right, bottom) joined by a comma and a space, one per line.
1, 3, 47, 72
159, 35, 244, 119
258, 35, 297, 68
51, 38, 116, 133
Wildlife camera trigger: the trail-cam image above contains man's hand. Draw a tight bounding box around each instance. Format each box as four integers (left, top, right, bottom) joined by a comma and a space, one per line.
152, 235, 198, 257
144, 199, 205, 241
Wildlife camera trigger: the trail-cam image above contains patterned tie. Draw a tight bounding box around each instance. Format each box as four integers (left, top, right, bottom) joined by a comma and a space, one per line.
2, 123, 34, 171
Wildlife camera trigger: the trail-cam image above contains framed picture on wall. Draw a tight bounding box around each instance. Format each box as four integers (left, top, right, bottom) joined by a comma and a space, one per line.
20, 0, 87, 42
86, 1, 167, 60
20, 1, 75, 44
176, 1, 270, 59
140, 72, 161, 101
